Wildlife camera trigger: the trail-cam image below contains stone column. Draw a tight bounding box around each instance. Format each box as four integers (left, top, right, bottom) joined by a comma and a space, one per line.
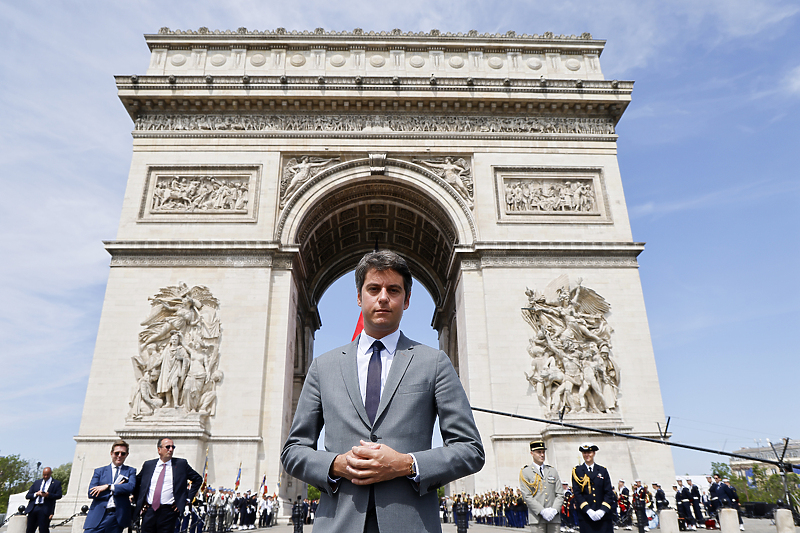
72, 513, 87, 533
719, 508, 739, 533
659, 509, 679, 533
7, 514, 27, 533
775, 509, 795, 533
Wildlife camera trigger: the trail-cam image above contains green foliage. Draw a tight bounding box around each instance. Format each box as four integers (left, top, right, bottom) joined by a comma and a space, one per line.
710, 462, 732, 479
437, 486, 445, 499
306, 485, 320, 500
51, 463, 72, 494
0, 454, 37, 514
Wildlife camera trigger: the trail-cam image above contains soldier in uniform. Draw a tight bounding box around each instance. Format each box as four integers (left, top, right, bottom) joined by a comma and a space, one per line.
706, 476, 719, 518
686, 479, 704, 527
520, 440, 565, 533
652, 483, 668, 511
571, 443, 615, 533
677, 480, 696, 530
291, 496, 304, 533
631, 480, 650, 533
724, 480, 744, 531
617, 479, 632, 530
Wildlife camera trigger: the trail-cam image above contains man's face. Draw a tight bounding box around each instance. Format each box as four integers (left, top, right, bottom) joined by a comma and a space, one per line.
530, 449, 545, 466
618, 481, 624, 489
158, 439, 175, 462
714, 475, 721, 483
687, 480, 693, 486
677, 480, 683, 487
357, 268, 409, 338
707, 476, 713, 483
582, 450, 595, 465
111, 445, 128, 467
42, 467, 51, 480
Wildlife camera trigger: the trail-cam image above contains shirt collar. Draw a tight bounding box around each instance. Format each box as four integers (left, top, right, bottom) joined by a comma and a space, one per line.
357, 329, 401, 355
158, 459, 171, 466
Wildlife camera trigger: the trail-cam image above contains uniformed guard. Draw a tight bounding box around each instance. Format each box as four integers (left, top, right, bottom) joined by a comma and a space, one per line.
520, 440, 565, 533
677, 480, 696, 530
705, 476, 719, 518
631, 480, 650, 533
617, 479, 632, 529
652, 483, 668, 511
686, 479, 704, 526
571, 443, 615, 533
290, 496, 303, 533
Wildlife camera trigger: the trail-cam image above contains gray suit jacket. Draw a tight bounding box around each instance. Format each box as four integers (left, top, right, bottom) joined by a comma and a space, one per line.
281, 333, 484, 533
520, 464, 564, 525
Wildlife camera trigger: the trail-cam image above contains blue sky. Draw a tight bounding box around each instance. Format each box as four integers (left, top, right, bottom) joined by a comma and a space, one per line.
1, 0, 798, 481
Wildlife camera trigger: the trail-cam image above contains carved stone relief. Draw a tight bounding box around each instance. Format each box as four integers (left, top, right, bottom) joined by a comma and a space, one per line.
133, 114, 615, 136
139, 166, 260, 222
522, 275, 619, 416
494, 167, 610, 224
504, 178, 595, 213
413, 157, 474, 207
129, 283, 223, 420
280, 156, 341, 207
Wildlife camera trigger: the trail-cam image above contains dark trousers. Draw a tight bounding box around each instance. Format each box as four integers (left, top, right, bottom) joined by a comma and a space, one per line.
26, 506, 51, 533
141, 506, 179, 533
84, 508, 125, 533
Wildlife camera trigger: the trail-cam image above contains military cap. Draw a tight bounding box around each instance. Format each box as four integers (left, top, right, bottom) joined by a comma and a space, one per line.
578, 442, 599, 452
530, 440, 547, 451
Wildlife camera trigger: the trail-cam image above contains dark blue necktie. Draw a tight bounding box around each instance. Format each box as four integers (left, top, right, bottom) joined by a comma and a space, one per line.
365, 340, 385, 424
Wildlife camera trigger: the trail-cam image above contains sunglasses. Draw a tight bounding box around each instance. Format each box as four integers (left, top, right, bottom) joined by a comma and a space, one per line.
113, 451, 128, 456
161, 445, 176, 450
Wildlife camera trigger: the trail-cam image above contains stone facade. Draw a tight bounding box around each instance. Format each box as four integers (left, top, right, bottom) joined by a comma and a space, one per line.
64, 27, 674, 518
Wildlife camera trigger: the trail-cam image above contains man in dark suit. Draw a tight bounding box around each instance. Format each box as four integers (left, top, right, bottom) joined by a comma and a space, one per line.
25, 467, 63, 533
571, 443, 614, 533
85, 440, 137, 533
135, 437, 203, 533
281, 250, 485, 533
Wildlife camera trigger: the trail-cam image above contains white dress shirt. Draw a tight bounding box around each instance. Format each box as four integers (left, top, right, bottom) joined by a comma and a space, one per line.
147, 460, 174, 505
356, 329, 400, 404
36, 478, 51, 504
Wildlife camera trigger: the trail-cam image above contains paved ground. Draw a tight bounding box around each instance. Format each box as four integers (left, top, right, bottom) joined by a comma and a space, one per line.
0, 516, 780, 533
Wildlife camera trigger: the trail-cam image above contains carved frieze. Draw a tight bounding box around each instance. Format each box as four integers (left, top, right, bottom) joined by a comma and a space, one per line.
280, 156, 341, 207
413, 157, 473, 207
133, 114, 615, 136
139, 166, 260, 222
494, 167, 610, 224
522, 276, 619, 417
129, 283, 223, 420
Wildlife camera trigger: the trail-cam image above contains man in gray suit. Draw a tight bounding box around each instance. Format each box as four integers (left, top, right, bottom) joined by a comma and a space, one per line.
281, 250, 485, 533
520, 440, 565, 533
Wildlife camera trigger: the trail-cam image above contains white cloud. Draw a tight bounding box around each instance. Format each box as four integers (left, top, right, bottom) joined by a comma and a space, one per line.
785, 65, 800, 95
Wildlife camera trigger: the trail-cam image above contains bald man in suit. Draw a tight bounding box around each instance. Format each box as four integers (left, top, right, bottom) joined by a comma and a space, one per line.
282, 250, 484, 533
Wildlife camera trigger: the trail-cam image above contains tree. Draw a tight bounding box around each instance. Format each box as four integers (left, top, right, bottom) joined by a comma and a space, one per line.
51, 463, 72, 494
710, 462, 732, 479
306, 484, 320, 501
0, 454, 37, 514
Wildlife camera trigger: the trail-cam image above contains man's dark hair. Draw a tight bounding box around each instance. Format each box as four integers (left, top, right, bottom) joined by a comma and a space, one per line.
111, 439, 129, 453
355, 250, 412, 297
157, 437, 172, 448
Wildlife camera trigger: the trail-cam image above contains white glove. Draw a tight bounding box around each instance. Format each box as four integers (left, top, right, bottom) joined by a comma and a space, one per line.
588, 510, 600, 521
540, 508, 557, 521
596, 509, 605, 519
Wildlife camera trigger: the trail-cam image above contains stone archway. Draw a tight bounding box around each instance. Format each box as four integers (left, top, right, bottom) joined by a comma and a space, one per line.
275, 158, 475, 499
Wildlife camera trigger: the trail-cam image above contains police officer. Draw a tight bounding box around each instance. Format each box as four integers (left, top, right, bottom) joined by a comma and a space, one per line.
520, 440, 565, 533
571, 443, 615, 533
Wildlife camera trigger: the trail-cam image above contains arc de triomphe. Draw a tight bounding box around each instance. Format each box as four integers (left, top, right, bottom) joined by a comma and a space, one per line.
65, 27, 674, 514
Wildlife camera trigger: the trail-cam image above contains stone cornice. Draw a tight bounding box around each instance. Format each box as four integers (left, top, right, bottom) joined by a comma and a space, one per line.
454, 241, 644, 271
104, 240, 293, 268
146, 27, 605, 53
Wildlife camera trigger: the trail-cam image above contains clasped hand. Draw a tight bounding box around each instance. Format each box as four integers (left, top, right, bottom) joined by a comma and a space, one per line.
540, 508, 558, 521
587, 509, 606, 521
331, 440, 412, 486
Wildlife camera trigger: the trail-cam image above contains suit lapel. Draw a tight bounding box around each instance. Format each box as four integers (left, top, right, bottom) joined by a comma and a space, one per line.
374, 333, 415, 423
339, 339, 370, 428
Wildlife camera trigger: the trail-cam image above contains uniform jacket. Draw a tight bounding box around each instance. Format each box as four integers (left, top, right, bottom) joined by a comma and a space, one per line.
571, 463, 614, 515
134, 457, 202, 516
84, 464, 137, 530
689, 485, 701, 502
520, 463, 565, 525
281, 333, 485, 533
25, 478, 63, 515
